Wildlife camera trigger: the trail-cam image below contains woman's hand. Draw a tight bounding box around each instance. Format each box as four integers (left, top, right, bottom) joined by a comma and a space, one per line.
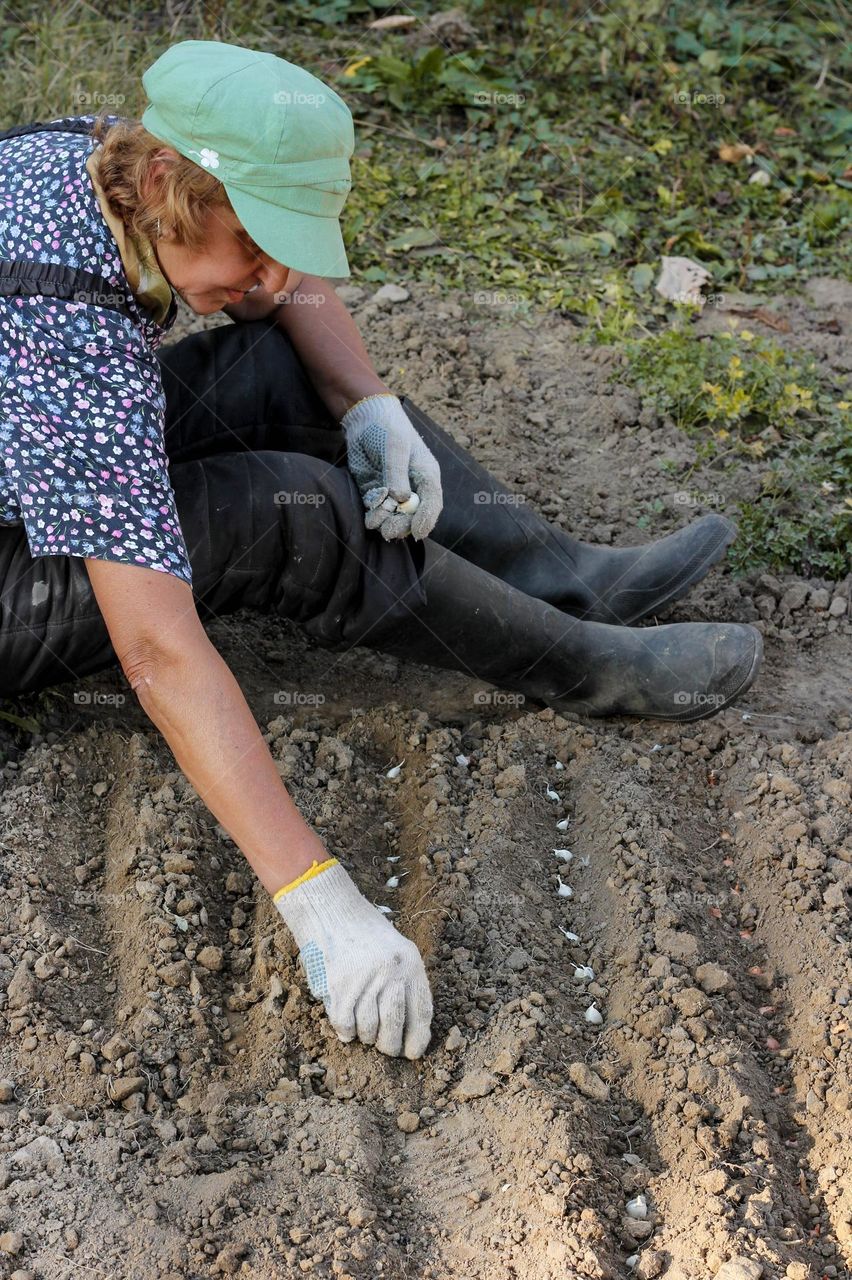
341, 393, 443, 541
274, 858, 434, 1058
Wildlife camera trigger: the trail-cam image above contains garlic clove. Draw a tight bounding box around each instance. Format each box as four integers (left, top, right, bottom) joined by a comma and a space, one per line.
572, 965, 594, 983
554, 848, 573, 862
396, 492, 421, 515
375, 904, 393, 914
386, 759, 405, 779
559, 927, 580, 943
626, 1194, 648, 1220
386, 855, 400, 862
554, 761, 564, 770
556, 818, 570, 831
546, 787, 561, 801
556, 876, 573, 898
584, 1004, 604, 1025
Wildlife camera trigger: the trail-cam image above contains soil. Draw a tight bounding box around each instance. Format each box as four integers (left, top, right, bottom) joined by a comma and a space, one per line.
0, 278, 849, 1280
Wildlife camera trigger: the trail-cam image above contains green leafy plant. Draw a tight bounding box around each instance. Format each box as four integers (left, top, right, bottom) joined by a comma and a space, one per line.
619, 324, 852, 576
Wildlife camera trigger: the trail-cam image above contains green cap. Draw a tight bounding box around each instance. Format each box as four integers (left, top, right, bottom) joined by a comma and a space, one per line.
141, 40, 354, 277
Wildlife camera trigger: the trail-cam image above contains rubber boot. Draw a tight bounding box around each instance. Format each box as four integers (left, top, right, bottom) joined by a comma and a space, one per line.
156, 318, 737, 626
399, 397, 737, 626
357, 540, 763, 723
0, 449, 425, 699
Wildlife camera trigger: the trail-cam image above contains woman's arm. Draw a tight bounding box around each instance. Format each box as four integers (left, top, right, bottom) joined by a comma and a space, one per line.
84, 557, 327, 892
274, 275, 391, 419
83, 556, 434, 1058
223, 274, 388, 418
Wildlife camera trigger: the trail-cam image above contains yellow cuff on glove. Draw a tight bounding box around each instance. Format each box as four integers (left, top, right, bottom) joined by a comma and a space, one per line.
272, 856, 338, 903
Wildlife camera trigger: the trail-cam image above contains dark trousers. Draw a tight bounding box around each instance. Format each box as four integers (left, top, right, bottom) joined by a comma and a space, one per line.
0, 319, 430, 697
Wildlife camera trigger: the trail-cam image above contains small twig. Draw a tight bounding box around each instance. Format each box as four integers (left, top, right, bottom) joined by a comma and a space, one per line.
354, 117, 447, 150
64, 935, 109, 956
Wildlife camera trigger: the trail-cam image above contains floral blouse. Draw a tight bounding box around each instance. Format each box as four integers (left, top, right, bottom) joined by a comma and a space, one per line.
0, 116, 194, 585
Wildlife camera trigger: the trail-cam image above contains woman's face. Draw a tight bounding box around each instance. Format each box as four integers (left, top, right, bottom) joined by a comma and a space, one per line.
153, 200, 293, 315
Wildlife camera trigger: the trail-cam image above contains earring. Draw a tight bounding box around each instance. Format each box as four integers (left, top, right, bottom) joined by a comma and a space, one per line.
156, 216, 161, 238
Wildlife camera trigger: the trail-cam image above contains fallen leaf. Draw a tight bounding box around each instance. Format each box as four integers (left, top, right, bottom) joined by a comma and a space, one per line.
724, 306, 791, 333
368, 14, 417, 28
655, 255, 712, 306
718, 143, 754, 163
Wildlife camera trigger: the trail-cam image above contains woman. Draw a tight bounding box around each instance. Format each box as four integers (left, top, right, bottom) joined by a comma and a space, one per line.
0, 40, 762, 1060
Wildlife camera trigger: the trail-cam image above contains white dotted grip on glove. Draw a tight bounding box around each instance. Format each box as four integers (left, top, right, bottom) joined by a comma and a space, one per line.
273, 857, 434, 1059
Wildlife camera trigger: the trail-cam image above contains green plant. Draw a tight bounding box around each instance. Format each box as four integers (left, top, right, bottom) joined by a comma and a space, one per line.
619, 324, 852, 576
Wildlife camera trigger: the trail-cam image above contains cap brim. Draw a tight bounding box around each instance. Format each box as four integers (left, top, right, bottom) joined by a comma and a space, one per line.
225, 184, 351, 279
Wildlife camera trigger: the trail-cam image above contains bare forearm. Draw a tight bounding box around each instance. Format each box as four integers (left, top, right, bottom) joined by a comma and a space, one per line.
275, 275, 389, 419
132, 640, 328, 894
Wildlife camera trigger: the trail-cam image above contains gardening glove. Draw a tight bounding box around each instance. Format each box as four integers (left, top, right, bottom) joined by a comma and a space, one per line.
273, 856, 434, 1059
341, 392, 443, 541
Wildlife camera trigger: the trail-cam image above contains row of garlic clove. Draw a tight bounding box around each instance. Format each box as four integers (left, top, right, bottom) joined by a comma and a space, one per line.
548, 791, 606, 1029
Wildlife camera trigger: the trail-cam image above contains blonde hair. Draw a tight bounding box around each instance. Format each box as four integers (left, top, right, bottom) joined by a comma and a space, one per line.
89, 108, 232, 251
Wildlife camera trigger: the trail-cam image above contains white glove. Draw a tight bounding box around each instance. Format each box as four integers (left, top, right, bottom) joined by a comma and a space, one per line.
273, 857, 433, 1059
341, 393, 443, 541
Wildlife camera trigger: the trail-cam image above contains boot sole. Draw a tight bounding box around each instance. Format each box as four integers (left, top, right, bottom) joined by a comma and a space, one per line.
580, 515, 738, 627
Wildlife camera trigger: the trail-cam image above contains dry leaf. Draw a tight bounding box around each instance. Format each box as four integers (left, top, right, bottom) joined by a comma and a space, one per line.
725, 306, 791, 333
655, 255, 712, 306
718, 143, 754, 163
368, 14, 417, 28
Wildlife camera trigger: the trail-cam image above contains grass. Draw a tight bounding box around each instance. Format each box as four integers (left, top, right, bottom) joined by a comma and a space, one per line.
619, 321, 852, 578
2, 0, 850, 308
